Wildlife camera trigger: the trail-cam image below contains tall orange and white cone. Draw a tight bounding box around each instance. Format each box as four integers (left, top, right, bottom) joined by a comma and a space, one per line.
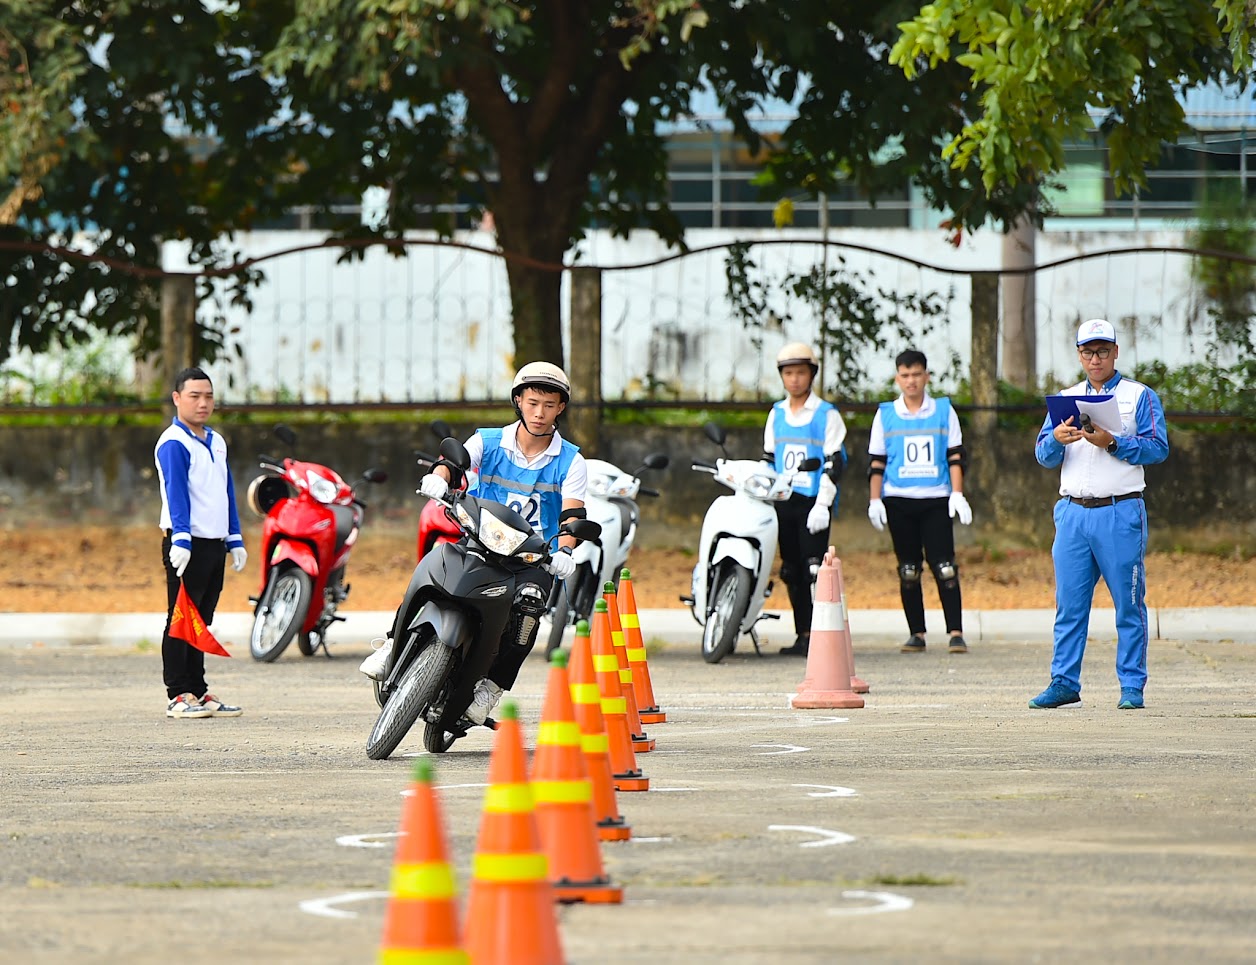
797, 554, 871, 696
530, 649, 624, 904
377, 759, 467, 965
603, 582, 654, 753
462, 701, 564, 965
617, 568, 666, 724
568, 619, 632, 840
792, 550, 865, 710
591, 599, 649, 791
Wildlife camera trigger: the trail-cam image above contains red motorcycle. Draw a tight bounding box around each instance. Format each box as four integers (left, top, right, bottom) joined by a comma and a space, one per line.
414, 420, 463, 565
247, 425, 387, 662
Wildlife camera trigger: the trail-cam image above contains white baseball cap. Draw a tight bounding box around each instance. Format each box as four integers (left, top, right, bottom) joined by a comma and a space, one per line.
1076, 318, 1117, 345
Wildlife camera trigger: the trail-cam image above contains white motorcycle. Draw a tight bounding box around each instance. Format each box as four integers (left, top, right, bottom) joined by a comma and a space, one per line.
680, 422, 820, 664
543, 452, 669, 655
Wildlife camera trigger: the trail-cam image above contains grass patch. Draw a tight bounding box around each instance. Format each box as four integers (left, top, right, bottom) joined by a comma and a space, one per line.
131, 639, 157, 654
868, 873, 961, 887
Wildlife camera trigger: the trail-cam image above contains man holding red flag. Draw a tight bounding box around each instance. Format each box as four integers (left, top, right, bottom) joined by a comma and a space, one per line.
155, 367, 247, 718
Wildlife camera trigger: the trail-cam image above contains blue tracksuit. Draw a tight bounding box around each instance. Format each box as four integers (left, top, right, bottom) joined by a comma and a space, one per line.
1034, 372, 1169, 692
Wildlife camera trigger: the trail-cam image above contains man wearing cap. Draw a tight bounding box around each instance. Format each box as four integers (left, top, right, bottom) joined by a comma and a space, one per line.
763, 342, 848, 656
1030, 319, 1169, 710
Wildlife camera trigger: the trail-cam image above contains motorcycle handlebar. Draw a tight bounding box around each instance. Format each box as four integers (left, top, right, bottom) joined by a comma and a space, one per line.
691, 460, 717, 471
638, 486, 660, 498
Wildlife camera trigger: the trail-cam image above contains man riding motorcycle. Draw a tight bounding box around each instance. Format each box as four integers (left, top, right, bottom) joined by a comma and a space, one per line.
360, 362, 587, 724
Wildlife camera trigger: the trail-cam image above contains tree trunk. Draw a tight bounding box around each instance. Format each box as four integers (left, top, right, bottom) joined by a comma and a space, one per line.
501, 254, 566, 366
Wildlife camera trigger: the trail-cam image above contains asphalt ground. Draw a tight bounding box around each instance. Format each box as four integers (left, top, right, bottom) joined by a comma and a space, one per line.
2, 630, 1254, 964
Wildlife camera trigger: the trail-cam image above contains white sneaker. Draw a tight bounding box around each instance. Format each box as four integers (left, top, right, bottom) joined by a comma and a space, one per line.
359, 637, 392, 680
464, 679, 504, 725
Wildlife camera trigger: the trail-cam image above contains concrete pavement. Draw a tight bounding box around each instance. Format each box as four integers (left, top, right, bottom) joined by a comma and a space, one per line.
1, 605, 1253, 649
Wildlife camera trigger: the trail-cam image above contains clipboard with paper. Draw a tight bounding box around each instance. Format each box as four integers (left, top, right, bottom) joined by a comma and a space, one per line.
1046, 394, 1123, 434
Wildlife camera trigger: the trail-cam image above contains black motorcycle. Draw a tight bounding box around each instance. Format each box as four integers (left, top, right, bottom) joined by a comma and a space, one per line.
365, 436, 600, 760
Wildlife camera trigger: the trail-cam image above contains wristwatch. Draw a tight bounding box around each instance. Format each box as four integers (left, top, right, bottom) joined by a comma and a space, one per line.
1106, 439, 1119, 455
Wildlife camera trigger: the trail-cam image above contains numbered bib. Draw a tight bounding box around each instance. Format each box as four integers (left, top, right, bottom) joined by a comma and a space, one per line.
899, 434, 940, 479
504, 491, 543, 533
780, 444, 809, 474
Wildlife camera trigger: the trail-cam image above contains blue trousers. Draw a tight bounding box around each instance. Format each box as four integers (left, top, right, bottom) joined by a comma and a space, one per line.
1049, 497, 1149, 693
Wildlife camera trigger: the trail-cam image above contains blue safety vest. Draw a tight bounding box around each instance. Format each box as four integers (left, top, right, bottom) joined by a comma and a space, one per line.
771, 400, 834, 498
473, 428, 579, 541
879, 398, 952, 492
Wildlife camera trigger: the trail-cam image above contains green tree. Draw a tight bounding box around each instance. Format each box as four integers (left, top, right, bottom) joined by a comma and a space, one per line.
889, 0, 1254, 222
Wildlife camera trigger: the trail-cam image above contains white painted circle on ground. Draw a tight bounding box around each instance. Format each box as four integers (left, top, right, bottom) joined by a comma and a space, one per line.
299, 890, 389, 919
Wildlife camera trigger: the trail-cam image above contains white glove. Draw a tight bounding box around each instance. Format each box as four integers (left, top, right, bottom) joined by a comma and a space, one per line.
419, 473, 449, 500
806, 503, 830, 534
867, 499, 887, 532
546, 549, 576, 581
168, 544, 191, 578
948, 491, 973, 526
230, 547, 248, 572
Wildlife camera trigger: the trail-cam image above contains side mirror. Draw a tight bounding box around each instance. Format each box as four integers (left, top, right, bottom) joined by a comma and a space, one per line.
274, 424, 297, 447
363, 468, 388, 484
431, 420, 453, 441
564, 519, 602, 544
643, 452, 670, 470
703, 422, 726, 446
438, 436, 472, 471
797, 457, 822, 472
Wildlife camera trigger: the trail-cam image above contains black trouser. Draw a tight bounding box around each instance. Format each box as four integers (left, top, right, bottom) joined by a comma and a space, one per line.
162, 533, 226, 700
775, 493, 830, 636
487, 567, 555, 690
884, 496, 963, 636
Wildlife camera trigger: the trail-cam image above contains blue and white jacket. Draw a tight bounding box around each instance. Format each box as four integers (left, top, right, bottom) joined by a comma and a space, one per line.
1034, 372, 1169, 497
155, 419, 244, 550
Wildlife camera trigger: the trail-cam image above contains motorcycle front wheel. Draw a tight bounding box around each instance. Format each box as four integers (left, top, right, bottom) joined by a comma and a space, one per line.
702, 564, 752, 664
249, 567, 313, 662
366, 642, 455, 760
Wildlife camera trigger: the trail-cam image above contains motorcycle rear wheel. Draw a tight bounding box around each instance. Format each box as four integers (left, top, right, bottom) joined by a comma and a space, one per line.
544, 580, 571, 656
366, 642, 455, 760
249, 568, 313, 662
702, 564, 752, 664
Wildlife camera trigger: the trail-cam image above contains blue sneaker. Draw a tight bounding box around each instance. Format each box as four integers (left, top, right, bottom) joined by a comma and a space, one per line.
1028, 678, 1081, 709
1117, 688, 1144, 710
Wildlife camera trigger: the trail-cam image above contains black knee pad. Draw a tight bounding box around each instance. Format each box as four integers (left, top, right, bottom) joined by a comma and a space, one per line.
930, 559, 959, 591
898, 562, 921, 590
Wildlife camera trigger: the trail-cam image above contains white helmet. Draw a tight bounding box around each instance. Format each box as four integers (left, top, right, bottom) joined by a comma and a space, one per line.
511, 361, 571, 404
776, 342, 819, 374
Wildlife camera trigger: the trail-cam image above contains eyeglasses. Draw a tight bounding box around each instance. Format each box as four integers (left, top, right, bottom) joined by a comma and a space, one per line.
1079, 347, 1113, 360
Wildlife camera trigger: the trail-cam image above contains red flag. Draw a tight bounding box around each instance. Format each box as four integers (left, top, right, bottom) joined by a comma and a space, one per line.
170, 582, 231, 657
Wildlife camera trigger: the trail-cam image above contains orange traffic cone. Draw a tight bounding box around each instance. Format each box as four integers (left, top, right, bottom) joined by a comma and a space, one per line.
835, 556, 870, 694
792, 550, 865, 710
377, 758, 467, 965
617, 568, 666, 724
568, 619, 632, 840
604, 582, 654, 753
463, 701, 564, 965
531, 649, 624, 904
591, 599, 649, 791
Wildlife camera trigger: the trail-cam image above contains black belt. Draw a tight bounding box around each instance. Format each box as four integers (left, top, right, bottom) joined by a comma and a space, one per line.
1066, 492, 1142, 509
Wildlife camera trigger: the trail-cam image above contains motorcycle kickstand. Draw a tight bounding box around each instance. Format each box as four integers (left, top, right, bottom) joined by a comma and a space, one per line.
314, 614, 347, 658
749, 627, 763, 657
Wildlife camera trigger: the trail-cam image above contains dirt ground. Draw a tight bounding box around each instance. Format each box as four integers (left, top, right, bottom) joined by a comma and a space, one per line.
1, 524, 1253, 613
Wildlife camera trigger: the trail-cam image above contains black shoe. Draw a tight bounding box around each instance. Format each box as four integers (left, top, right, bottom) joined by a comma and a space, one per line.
779, 634, 810, 656
947, 636, 968, 654
900, 635, 926, 653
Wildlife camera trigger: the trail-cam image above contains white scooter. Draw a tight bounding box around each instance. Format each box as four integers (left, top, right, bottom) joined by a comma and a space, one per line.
543, 452, 669, 654
680, 422, 820, 664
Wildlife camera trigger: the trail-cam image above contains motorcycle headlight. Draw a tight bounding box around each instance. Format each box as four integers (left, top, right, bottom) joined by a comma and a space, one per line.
307, 471, 338, 504
743, 474, 774, 499
479, 509, 530, 556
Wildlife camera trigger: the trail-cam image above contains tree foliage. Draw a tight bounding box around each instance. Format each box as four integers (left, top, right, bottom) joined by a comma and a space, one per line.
889, 0, 1255, 207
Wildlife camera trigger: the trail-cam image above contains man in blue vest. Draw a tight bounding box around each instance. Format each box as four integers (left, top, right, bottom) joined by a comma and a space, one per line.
867, 349, 973, 653
360, 362, 587, 724
1029, 319, 1169, 710
763, 342, 848, 656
